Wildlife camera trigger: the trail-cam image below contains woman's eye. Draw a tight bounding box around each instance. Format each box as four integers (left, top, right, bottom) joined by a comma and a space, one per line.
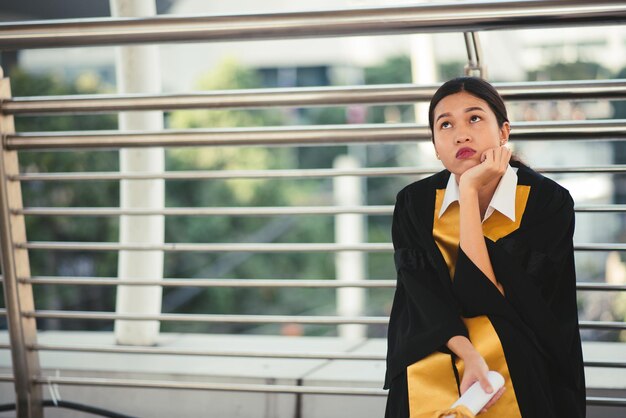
470, 115, 481, 122
440, 121, 451, 129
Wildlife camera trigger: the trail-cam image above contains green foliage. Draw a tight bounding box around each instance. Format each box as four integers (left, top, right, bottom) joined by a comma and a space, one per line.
161, 59, 342, 332
438, 61, 465, 81
4, 55, 416, 336
364, 56, 412, 85
6, 69, 119, 329
527, 60, 612, 81
364, 55, 415, 124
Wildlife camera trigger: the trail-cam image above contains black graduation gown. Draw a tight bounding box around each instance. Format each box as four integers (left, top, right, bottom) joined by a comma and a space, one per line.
383, 161, 586, 418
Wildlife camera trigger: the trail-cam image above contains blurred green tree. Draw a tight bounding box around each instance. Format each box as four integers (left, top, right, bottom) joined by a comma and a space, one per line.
6, 69, 119, 330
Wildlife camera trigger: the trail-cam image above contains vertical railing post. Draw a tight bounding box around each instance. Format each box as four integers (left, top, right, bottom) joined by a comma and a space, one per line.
0, 70, 43, 417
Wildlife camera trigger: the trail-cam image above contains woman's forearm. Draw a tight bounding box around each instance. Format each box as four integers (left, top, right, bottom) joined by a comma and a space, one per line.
446, 335, 480, 361
459, 187, 505, 296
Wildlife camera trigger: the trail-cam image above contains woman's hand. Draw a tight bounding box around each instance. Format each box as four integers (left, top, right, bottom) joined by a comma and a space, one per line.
460, 352, 506, 414
459, 146, 511, 193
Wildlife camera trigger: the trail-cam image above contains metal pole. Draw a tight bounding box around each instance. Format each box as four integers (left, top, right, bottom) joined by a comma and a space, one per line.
1, 1, 625, 50
464, 31, 487, 78
111, 0, 164, 346
3, 80, 626, 116
0, 71, 43, 417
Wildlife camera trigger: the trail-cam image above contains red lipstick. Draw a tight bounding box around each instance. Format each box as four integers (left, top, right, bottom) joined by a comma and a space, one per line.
456, 147, 476, 159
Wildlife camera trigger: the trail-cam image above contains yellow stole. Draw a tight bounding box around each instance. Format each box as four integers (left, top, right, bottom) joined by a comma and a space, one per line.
405, 184, 530, 418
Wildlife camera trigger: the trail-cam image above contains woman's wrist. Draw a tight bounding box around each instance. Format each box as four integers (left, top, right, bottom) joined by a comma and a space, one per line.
459, 181, 480, 197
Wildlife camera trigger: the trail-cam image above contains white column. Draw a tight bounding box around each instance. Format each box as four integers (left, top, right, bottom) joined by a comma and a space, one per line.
333, 155, 366, 340
111, 0, 164, 346
409, 1, 438, 165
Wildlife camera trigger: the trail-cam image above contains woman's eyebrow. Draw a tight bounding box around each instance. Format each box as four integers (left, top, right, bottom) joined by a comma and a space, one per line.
435, 106, 486, 123
435, 112, 451, 123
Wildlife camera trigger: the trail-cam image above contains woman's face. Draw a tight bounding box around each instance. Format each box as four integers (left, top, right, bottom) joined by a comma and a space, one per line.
432, 91, 510, 177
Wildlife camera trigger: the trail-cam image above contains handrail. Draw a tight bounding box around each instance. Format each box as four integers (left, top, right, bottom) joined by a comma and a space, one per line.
15, 241, 626, 252
18, 277, 397, 288
13, 277, 626, 292
0, 374, 622, 406
0, 373, 623, 405
24, 310, 390, 325
18, 242, 392, 252
11, 204, 626, 217
0, 1, 625, 50
14, 310, 626, 330
9, 165, 626, 182
4, 120, 626, 150
3, 80, 626, 115
1, 343, 625, 369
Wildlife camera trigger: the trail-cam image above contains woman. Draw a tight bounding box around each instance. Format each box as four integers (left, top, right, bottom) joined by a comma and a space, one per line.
383, 77, 586, 418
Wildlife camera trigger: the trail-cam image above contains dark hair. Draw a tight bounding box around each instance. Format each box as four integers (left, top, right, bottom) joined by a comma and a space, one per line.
428, 76, 509, 134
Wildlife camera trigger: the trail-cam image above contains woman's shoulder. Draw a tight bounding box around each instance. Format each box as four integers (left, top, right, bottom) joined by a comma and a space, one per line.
514, 161, 574, 215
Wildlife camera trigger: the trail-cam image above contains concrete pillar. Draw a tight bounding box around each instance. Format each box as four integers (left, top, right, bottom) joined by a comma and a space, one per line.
333, 155, 366, 340
409, 1, 438, 165
110, 0, 164, 346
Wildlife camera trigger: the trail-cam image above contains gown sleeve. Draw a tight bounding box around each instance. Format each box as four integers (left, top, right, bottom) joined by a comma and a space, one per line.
451, 178, 586, 415
384, 187, 469, 390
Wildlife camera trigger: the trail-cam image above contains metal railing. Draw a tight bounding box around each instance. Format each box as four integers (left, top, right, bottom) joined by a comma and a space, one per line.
1, 0, 626, 416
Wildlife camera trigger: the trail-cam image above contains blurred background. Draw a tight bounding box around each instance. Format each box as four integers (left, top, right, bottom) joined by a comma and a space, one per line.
1, 0, 625, 344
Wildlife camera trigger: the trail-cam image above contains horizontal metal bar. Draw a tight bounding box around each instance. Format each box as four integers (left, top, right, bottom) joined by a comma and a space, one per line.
4, 80, 626, 115
4, 120, 626, 150
575, 205, 626, 213
0, 0, 625, 50
24, 310, 389, 325
13, 204, 626, 217
10, 166, 432, 182
29, 344, 385, 361
11, 165, 626, 182
18, 242, 391, 252
19, 344, 626, 368
575, 244, 626, 251
586, 397, 626, 407
16, 241, 626, 252
579, 321, 626, 330
0, 343, 625, 370
14, 205, 393, 217
18, 277, 626, 292
584, 361, 626, 369
576, 283, 626, 292
20, 310, 626, 329
37, 376, 387, 396
0, 374, 625, 403
20, 277, 396, 288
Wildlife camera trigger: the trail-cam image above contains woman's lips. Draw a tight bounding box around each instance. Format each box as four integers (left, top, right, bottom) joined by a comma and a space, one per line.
456, 147, 476, 159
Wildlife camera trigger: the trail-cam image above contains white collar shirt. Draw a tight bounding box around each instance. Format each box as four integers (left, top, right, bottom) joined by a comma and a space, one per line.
438, 165, 519, 223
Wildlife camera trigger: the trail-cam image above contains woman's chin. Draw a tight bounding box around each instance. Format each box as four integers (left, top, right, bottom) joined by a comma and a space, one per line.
452, 159, 480, 172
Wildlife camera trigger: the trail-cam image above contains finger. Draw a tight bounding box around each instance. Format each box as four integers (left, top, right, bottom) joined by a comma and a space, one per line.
479, 375, 493, 393
483, 148, 496, 164
459, 379, 473, 395
499, 148, 511, 169
484, 387, 506, 409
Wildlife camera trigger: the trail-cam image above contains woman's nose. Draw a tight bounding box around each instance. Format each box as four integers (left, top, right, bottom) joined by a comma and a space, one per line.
455, 135, 471, 144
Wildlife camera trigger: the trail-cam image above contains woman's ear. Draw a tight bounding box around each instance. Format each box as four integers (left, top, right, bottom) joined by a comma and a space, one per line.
500, 122, 511, 145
